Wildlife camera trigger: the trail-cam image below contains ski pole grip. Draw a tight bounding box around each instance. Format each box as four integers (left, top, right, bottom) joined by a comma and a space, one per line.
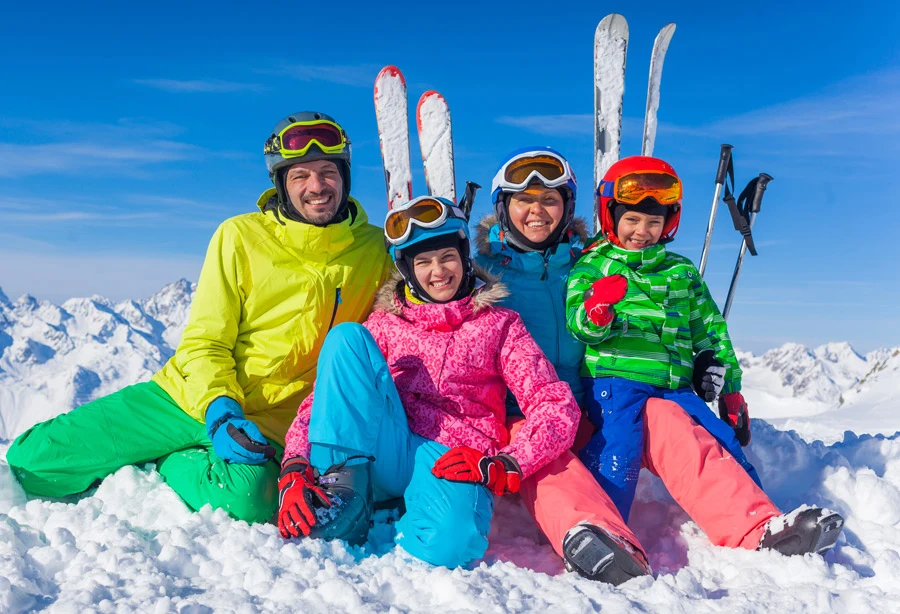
715, 145, 733, 185
751, 173, 773, 213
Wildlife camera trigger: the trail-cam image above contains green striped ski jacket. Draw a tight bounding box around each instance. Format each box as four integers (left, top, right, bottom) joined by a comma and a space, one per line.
565, 239, 742, 393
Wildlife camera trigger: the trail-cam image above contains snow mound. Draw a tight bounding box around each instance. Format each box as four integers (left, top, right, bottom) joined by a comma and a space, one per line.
2, 422, 899, 612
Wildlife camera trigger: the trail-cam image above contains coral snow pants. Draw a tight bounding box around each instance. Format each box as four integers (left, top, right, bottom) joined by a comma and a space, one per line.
306, 323, 494, 568
513, 397, 779, 559
6, 381, 281, 523
579, 377, 762, 521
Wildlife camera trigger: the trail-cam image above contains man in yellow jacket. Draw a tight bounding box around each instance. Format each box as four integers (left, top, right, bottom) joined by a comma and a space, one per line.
7, 111, 393, 523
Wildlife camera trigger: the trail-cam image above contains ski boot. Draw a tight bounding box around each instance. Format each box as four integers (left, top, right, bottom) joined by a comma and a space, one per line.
758, 506, 844, 556
308, 455, 374, 546
563, 524, 651, 586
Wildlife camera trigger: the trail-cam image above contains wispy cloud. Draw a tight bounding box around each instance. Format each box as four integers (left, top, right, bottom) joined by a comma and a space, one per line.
496, 68, 900, 145
259, 63, 383, 87
133, 78, 265, 93
0, 118, 247, 178
0, 211, 159, 223
496, 114, 591, 136
703, 69, 900, 137
0, 140, 201, 177
0, 195, 161, 225
1, 117, 186, 140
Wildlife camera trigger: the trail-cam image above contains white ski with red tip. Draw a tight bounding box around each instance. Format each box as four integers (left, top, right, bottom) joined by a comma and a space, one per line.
374, 65, 413, 210
416, 90, 456, 202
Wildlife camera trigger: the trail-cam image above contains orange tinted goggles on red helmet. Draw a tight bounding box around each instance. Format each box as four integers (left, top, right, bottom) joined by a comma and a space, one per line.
600, 171, 682, 205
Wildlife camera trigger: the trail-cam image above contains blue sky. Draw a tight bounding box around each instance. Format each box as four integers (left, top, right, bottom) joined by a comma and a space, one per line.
1, 1, 898, 355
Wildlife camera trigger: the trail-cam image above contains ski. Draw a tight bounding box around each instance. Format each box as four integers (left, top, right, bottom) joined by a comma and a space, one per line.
641, 23, 676, 157
416, 90, 456, 202
594, 14, 629, 233
374, 65, 413, 210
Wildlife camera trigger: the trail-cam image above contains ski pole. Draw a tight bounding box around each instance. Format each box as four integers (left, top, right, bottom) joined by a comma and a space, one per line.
723, 173, 773, 320
698, 144, 733, 277
458, 181, 481, 218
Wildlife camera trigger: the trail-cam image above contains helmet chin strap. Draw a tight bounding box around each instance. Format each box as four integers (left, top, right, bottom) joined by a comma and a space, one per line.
396, 238, 476, 304
498, 193, 574, 252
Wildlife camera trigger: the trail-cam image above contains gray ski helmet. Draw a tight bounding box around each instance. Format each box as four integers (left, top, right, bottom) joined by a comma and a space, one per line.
263, 111, 352, 203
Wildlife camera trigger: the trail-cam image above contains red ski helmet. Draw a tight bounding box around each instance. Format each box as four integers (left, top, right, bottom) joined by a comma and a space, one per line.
597, 156, 682, 246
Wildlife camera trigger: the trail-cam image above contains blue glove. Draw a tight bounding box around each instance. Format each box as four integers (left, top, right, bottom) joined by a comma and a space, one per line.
205, 397, 276, 464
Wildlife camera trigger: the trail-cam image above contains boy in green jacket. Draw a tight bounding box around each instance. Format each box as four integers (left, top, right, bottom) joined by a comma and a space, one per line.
565, 155, 760, 521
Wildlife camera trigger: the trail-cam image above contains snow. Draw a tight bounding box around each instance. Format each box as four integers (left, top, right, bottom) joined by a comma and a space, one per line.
416, 91, 456, 202
374, 66, 413, 210
2, 281, 900, 612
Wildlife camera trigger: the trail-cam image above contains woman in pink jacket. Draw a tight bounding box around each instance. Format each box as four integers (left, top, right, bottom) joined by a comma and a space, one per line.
277, 196, 602, 570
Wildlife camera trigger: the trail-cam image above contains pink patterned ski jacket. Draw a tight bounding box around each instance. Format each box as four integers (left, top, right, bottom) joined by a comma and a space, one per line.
284, 269, 580, 478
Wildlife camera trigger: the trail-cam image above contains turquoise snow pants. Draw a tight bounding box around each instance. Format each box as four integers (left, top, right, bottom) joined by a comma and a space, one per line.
6, 381, 280, 523
307, 323, 495, 568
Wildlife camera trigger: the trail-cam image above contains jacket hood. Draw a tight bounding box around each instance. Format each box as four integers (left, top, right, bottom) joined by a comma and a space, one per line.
474, 215, 590, 256
373, 263, 508, 315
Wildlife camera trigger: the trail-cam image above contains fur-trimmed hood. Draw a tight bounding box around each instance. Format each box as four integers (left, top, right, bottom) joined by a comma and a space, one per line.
474, 215, 590, 256
373, 263, 508, 315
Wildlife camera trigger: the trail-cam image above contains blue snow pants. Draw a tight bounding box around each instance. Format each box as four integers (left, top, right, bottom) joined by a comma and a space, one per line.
306, 322, 494, 568
577, 376, 762, 522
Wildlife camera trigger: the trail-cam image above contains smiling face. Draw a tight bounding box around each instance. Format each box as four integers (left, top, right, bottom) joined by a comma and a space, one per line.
283, 159, 343, 224
616, 210, 666, 250
412, 247, 464, 302
506, 184, 565, 245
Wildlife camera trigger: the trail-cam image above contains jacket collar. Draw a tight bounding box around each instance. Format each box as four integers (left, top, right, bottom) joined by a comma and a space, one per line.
373, 266, 508, 331
255, 188, 369, 258
474, 215, 587, 273
593, 239, 667, 270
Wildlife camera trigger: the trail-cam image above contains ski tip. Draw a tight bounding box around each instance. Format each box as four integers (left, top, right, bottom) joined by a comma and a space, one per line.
376, 65, 406, 84
416, 90, 447, 113
596, 13, 628, 36
656, 22, 676, 40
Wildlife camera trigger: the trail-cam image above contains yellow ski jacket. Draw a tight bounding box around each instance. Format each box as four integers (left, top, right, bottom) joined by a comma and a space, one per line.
153, 191, 393, 445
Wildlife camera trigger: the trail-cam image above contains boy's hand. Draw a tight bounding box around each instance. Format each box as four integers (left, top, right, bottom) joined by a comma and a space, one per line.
718, 392, 751, 446
583, 274, 628, 326
692, 349, 727, 402
432, 446, 522, 496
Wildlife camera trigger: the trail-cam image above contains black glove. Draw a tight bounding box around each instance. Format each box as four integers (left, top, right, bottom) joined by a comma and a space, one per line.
692, 349, 727, 402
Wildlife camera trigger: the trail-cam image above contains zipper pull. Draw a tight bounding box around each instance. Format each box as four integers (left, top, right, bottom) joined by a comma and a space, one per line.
541, 251, 551, 281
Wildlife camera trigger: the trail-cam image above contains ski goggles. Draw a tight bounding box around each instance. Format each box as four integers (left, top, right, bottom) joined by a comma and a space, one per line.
494, 151, 574, 192
384, 197, 465, 246
600, 170, 682, 205
263, 119, 348, 158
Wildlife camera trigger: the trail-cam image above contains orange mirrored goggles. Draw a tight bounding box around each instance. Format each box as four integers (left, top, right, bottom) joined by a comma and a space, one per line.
501, 154, 569, 189
600, 171, 682, 205
384, 197, 449, 245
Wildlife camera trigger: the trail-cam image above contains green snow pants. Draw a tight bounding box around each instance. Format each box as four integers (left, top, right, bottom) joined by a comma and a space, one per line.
6, 381, 281, 524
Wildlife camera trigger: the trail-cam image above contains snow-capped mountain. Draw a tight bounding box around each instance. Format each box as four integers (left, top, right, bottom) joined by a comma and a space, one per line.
0, 280, 897, 446
0, 280, 195, 443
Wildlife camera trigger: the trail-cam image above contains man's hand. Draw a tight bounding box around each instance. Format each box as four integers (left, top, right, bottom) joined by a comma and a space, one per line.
278, 457, 330, 538
205, 397, 276, 464
718, 392, 751, 447
692, 349, 727, 402
432, 446, 522, 496
583, 274, 628, 327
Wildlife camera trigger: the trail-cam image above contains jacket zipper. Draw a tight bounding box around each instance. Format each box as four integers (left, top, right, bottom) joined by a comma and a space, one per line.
327, 287, 342, 331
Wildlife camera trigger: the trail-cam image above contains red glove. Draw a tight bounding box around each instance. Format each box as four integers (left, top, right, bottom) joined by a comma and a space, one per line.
277, 457, 331, 538
583, 274, 628, 326
431, 446, 522, 496
718, 392, 751, 447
